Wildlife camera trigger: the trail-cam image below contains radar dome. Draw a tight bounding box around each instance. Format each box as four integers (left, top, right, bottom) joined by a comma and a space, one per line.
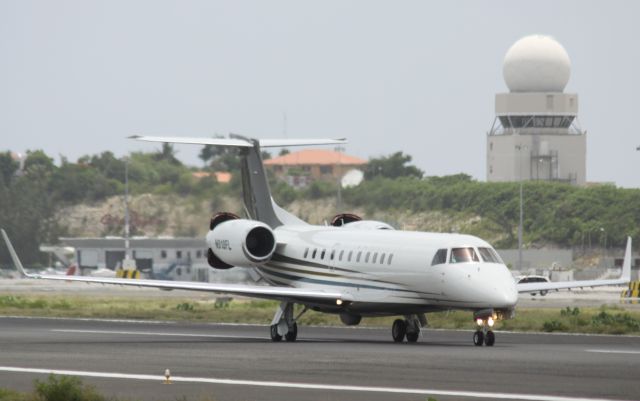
503, 35, 571, 93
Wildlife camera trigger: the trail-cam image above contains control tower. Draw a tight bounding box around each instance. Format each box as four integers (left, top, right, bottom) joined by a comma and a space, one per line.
487, 35, 586, 185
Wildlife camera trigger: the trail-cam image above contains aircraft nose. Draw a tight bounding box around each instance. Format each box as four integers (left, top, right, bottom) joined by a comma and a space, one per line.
484, 272, 518, 308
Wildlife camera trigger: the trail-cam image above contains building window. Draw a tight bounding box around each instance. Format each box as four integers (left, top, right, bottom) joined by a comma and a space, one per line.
176, 250, 182, 259
320, 166, 333, 175
161, 250, 167, 259
196, 250, 202, 259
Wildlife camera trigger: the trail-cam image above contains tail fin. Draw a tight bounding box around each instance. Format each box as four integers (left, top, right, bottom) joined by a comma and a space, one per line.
130, 135, 347, 228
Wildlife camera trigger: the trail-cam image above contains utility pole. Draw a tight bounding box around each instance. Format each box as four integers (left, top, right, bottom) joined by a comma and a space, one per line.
335, 146, 344, 212
515, 144, 528, 270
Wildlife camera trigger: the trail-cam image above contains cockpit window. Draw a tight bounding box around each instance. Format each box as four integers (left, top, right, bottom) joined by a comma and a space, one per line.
431, 249, 447, 266
478, 247, 502, 263
450, 247, 479, 263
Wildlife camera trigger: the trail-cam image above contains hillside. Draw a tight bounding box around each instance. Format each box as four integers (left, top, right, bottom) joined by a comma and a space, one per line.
56, 194, 505, 245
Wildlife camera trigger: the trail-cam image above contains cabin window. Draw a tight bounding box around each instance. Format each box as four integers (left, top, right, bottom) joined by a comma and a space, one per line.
348, 251, 353, 262
304, 248, 309, 258
321, 249, 326, 260
450, 247, 479, 264
431, 249, 448, 266
356, 251, 362, 262
339, 250, 344, 261
330, 250, 335, 260
365, 252, 370, 263
388, 254, 394, 265
312, 249, 317, 259
380, 253, 386, 264
372, 253, 378, 264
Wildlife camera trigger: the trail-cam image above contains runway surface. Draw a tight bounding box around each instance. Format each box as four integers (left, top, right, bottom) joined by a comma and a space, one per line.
1, 317, 639, 401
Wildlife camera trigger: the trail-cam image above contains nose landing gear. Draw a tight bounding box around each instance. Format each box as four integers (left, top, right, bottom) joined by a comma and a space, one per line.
473, 316, 496, 346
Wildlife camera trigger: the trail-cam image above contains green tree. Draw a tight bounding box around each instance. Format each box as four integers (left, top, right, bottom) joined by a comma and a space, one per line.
0, 151, 19, 185
364, 152, 424, 180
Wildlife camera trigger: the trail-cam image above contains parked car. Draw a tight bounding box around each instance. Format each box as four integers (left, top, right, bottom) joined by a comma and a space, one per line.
517, 275, 550, 296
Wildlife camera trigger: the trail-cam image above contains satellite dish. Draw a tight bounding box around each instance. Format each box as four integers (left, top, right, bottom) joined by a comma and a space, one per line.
341, 169, 364, 188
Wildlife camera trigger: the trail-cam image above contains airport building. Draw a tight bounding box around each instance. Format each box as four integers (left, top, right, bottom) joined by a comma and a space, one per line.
487, 35, 586, 185
60, 237, 253, 283
264, 149, 366, 188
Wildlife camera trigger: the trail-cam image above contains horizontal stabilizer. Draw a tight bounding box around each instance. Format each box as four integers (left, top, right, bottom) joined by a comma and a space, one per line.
129, 135, 347, 148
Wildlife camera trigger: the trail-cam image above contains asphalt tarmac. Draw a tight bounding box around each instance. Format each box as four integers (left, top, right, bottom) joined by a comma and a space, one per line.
1, 317, 639, 401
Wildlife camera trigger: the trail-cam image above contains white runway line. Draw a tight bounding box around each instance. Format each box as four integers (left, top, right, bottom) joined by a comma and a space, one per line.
585, 349, 640, 355
0, 366, 628, 401
51, 329, 266, 340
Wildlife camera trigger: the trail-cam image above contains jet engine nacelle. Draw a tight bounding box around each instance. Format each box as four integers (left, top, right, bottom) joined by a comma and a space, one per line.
206, 219, 276, 268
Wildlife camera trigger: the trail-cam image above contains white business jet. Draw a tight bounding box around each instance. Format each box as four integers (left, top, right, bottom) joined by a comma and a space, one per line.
1, 134, 633, 346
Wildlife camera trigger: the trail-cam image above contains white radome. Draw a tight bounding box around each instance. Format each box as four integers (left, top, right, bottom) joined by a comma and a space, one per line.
503, 35, 571, 93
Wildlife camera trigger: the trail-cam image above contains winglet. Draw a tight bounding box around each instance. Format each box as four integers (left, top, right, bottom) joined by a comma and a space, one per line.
1, 229, 36, 278
621, 236, 632, 282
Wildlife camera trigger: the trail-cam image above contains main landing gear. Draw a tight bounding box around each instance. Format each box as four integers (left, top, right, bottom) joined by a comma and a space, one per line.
391, 314, 426, 343
473, 315, 496, 346
270, 302, 307, 342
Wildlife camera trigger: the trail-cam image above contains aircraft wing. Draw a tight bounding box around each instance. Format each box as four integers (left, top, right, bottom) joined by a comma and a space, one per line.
516, 236, 632, 293
1, 229, 350, 305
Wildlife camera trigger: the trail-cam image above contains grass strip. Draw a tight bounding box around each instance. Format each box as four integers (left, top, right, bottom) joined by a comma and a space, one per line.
1, 294, 640, 335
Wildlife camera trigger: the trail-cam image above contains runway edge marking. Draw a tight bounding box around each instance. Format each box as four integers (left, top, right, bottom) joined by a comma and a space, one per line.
0, 366, 627, 401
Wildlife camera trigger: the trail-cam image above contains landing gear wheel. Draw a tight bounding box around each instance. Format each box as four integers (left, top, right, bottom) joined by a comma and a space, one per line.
285, 322, 298, 342
392, 319, 407, 342
270, 324, 282, 342
484, 330, 495, 346
473, 330, 484, 346
406, 331, 419, 343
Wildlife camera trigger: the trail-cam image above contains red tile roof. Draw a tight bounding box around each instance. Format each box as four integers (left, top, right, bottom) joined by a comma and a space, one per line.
264, 149, 366, 166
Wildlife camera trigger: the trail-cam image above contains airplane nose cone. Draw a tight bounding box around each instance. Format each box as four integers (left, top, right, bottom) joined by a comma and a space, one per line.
487, 275, 518, 308
502, 281, 518, 307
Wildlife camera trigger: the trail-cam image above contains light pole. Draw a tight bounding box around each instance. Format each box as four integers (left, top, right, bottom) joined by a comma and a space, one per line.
515, 145, 528, 270
335, 146, 344, 212
599, 227, 606, 267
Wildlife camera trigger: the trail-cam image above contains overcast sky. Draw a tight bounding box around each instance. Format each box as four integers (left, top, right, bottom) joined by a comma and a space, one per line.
1, 1, 639, 186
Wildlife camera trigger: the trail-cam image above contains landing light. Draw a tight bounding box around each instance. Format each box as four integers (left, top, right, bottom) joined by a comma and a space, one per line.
475, 318, 483, 326
487, 317, 495, 327
336, 299, 343, 306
